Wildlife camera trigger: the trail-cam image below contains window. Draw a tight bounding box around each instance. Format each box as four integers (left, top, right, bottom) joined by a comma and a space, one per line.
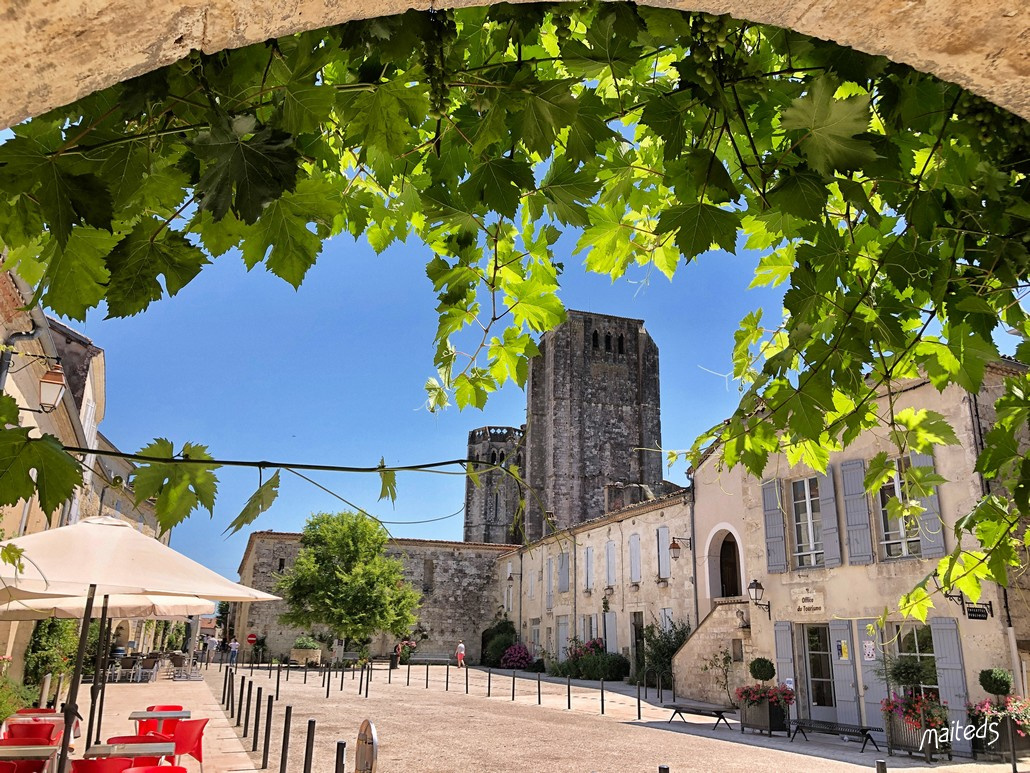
791, 477, 824, 567
277, 558, 285, 572
531, 624, 541, 656
879, 458, 922, 558
659, 608, 673, 632
592, 330, 599, 349
605, 540, 617, 586
582, 614, 598, 640
528, 569, 536, 599
629, 533, 641, 582
605, 333, 612, 352
618, 334, 624, 354
557, 552, 570, 592
584, 546, 594, 590
423, 558, 435, 592
894, 624, 938, 698
504, 584, 513, 612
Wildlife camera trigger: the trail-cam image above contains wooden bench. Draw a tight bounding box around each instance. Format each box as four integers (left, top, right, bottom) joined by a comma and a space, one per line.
790, 718, 882, 752
664, 702, 735, 730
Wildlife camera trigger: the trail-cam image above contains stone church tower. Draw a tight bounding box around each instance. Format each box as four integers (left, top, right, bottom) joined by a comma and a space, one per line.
523, 311, 663, 540
462, 426, 525, 544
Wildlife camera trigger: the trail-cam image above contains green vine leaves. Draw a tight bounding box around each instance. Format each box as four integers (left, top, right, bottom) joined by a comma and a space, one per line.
0, 3, 1028, 614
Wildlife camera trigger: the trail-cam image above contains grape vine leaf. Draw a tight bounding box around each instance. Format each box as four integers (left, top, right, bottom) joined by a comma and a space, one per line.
780, 76, 878, 174
224, 469, 281, 535
0, 396, 82, 515
656, 203, 740, 259
132, 439, 221, 532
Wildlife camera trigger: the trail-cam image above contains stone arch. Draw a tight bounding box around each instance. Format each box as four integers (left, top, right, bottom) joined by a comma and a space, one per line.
2, 1, 1027, 130
701, 521, 746, 604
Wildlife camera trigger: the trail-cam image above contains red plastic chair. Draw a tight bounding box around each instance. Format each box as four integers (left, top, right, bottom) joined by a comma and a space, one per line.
0, 762, 16, 772
134, 704, 183, 736
123, 768, 187, 773
104, 736, 161, 767
149, 718, 207, 772
4, 723, 58, 743
70, 759, 133, 773
14, 709, 54, 715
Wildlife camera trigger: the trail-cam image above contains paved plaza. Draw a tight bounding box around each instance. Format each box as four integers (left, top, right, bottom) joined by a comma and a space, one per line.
102, 662, 1027, 772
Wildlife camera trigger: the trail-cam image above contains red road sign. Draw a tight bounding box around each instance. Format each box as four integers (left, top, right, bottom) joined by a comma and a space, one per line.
247, 633, 258, 645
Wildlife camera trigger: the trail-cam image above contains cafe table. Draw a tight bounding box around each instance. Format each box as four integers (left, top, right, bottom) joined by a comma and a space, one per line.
83, 741, 174, 759
0, 744, 59, 773
126, 709, 191, 734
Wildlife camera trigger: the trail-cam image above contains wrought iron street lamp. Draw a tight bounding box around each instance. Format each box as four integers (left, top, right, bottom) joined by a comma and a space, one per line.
668, 536, 692, 560
747, 579, 771, 619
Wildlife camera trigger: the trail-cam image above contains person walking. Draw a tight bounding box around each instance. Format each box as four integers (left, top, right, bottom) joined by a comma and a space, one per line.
454, 640, 465, 668
229, 637, 240, 665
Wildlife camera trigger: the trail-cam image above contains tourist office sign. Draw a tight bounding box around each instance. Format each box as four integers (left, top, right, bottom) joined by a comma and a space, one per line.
790, 587, 825, 617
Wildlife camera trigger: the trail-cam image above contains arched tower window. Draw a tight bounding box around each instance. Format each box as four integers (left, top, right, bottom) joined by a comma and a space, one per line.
592, 331, 599, 349
604, 333, 612, 352
499, 451, 506, 464
490, 450, 497, 464
618, 334, 624, 354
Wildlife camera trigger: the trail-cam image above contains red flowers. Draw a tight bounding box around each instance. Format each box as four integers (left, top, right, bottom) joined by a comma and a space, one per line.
735, 683, 796, 707
882, 692, 948, 729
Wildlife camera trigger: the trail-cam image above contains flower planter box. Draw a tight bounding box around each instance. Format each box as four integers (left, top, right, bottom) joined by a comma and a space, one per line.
884, 711, 952, 763
740, 699, 789, 736
973, 717, 1030, 760
290, 647, 321, 666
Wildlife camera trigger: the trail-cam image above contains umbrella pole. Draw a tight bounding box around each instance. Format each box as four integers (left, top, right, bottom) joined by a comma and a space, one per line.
58, 583, 96, 773
94, 612, 113, 744
84, 595, 109, 751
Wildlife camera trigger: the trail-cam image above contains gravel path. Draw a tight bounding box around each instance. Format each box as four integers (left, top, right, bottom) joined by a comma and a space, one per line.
206, 664, 1004, 773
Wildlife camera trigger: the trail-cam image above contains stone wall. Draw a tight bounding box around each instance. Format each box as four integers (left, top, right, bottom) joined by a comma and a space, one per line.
235, 532, 508, 663
673, 598, 754, 706
524, 311, 663, 540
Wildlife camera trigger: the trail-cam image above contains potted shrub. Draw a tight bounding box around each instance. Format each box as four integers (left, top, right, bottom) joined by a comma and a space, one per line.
736, 657, 794, 736
881, 655, 951, 762
968, 668, 1030, 760
289, 634, 322, 666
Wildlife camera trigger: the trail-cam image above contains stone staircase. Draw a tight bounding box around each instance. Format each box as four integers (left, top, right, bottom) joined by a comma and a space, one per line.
672, 597, 753, 705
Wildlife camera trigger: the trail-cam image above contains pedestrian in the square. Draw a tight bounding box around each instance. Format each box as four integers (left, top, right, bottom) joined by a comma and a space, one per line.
454, 639, 465, 668
229, 636, 240, 665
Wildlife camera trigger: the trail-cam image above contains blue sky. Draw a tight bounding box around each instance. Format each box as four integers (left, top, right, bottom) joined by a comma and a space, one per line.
70, 231, 784, 579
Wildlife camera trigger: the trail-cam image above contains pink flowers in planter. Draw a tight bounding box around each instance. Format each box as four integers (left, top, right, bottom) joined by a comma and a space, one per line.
735, 683, 796, 707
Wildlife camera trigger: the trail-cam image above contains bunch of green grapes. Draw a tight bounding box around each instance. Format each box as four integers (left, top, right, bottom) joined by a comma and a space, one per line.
956, 93, 1030, 171
423, 9, 457, 120
686, 12, 740, 88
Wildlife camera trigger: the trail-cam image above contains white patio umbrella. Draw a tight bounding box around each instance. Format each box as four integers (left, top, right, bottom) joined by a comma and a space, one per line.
0, 594, 216, 620
0, 516, 279, 770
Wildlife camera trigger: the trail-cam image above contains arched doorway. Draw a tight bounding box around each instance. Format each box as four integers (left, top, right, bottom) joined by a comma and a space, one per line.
719, 535, 741, 597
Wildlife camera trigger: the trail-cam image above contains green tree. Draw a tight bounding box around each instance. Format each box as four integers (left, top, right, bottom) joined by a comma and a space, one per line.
275, 511, 420, 643
0, 3, 1027, 623
23, 619, 79, 687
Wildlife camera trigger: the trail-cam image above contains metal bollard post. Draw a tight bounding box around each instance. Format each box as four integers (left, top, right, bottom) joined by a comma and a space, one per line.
244, 680, 253, 737
219, 649, 225, 673
659, 767, 670, 773
658, 674, 663, 705
487, 668, 491, 698
249, 653, 254, 677
875, 762, 887, 773
335, 740, 347, 773
321, 666, 326, 689
261, 695, 273, 769
537, 673, 541, 705
278, 705, 292, 773
228, 671, 235, 716
253, 687, 263, 752
407, 662, 411, 687
637, 681, 641, 721
304, 666, 308, 685
364, 663, 370, 699
426, 662, 430, 689
222, 666, 230, 705
286, 663, 290, 682
325, 665, 331, 699
237, 676, 246, 726
465, 665, 469, 695
601, 679, 605, 715
567, 675, 571, 710
302, 718, 315, 773
446, 664, 449, 692
276, 663, 282, 700
512, 670, 516, 701
358, 664, 365, 695
388, 663, 392, 685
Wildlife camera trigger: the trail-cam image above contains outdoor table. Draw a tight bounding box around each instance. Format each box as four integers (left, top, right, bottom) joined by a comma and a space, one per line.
0, 745, 59, 760
1, 714, 79, 740
83, 742, 174, 759
127, 709, 190, 734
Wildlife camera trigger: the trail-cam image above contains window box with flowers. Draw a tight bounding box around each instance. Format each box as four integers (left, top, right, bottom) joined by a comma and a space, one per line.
967, 669, 1030, 761
881, 693, 952, 762
735, 658, 795, 736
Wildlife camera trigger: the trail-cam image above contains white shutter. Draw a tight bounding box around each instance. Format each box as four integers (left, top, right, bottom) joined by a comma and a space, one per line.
605, 540, 616, 585
584, 546, 594, 589
546, 558, 553, 609
657, 526, 671, 579
629, 534, 641, 582
558, 552, 570, 592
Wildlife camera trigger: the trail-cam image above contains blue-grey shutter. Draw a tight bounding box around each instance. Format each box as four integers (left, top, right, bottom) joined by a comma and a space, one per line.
817, 467, 841, 568
774, 621, 795, 688
657, 526, 671, 579
763, 480, 788, 573
910, 451, 946, 559
558, 552, 570, 592
604, 611, 618, 653
930, 617, 970, 754
828, 619, 860, 725
857, 618, 887, 742
842, 459, 874, 565
629, 533, 641, 582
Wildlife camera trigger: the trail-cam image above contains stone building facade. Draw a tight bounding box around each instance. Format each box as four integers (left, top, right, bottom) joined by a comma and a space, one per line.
523, 311, 665, 541
462, 426, 525, 544
233, 531, 509, 662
